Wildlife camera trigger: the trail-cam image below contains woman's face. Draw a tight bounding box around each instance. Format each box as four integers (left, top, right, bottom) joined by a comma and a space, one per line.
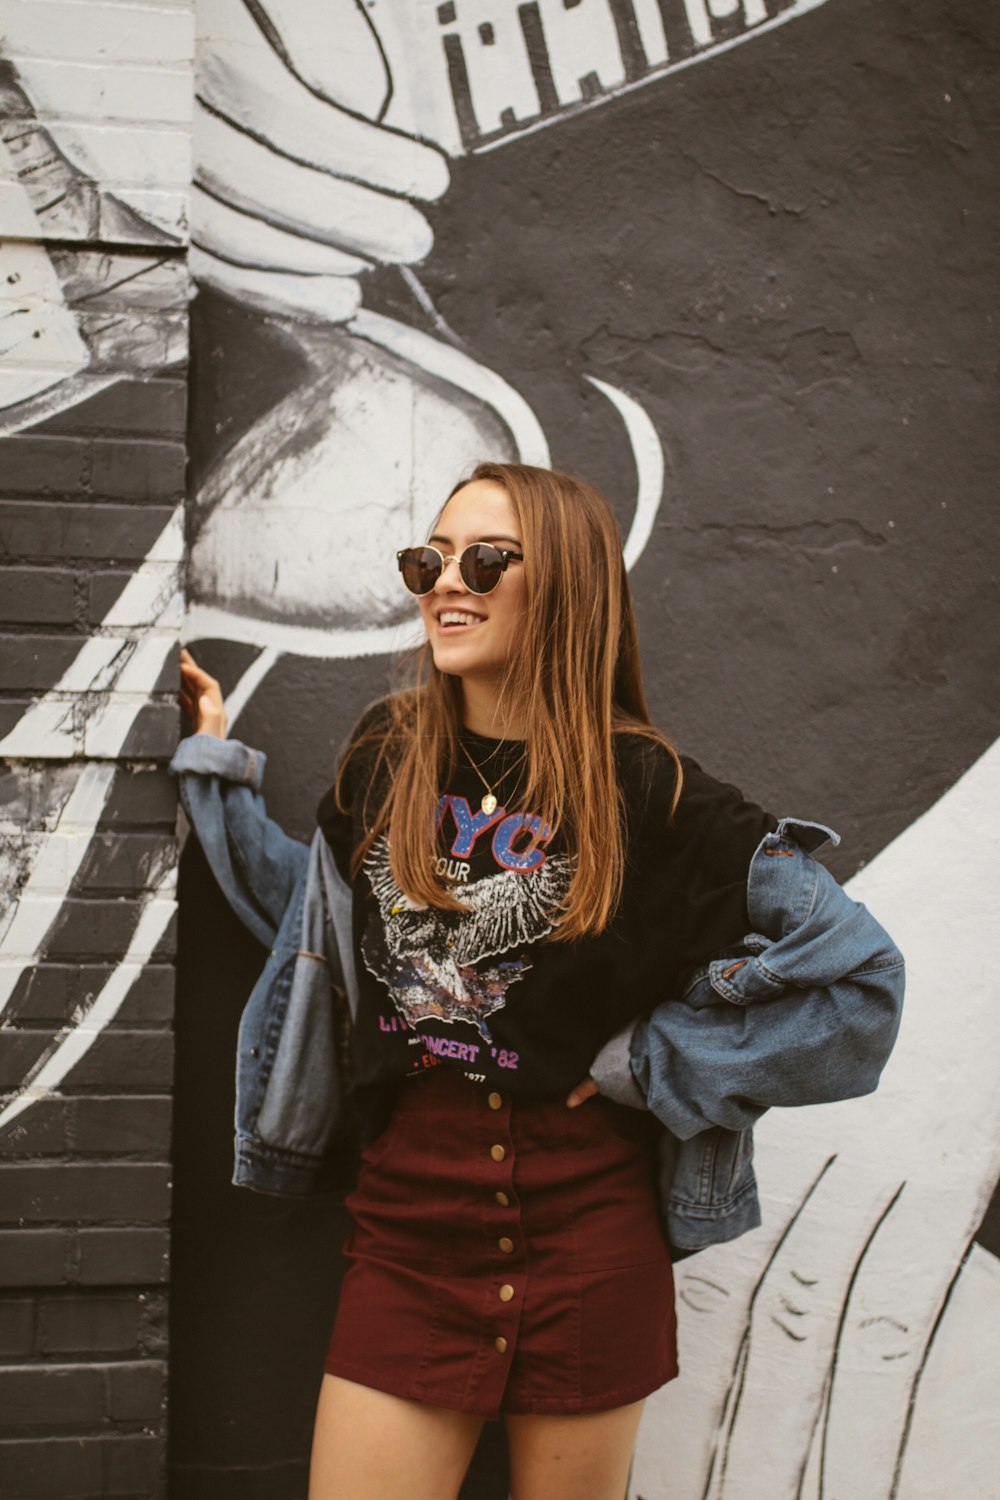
417, 480, 527, 692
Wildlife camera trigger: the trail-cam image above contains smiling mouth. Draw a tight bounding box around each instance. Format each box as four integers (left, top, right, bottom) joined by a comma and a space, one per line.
437, 611, 485, 630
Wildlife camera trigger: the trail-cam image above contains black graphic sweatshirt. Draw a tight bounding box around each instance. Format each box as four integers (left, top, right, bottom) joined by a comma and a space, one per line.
316, 709, 776, 1117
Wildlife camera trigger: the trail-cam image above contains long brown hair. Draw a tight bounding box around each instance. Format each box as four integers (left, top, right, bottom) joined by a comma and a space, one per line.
337, 462, 681, 941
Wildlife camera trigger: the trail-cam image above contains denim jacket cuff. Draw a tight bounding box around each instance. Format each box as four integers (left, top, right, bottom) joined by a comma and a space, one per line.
590, 1023, 648, 1109
707, 951, 786, 1005
773, 816, 840, 852
168, 734, 267, 790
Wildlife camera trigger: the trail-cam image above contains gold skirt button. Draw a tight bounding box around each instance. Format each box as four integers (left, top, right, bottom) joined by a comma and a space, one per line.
487, 1091, 503, 1110
490, 1144, 506, 1163
494, 1336, 508, 1354
498, 1284, 515, 1303
498, 1237, 514, 1254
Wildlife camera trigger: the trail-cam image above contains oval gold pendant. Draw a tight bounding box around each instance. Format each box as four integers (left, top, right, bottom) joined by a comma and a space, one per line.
481, 793, 498, 815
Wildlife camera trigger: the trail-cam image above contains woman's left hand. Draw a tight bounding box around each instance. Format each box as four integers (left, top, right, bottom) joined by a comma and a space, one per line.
566, 1077, 599, 1108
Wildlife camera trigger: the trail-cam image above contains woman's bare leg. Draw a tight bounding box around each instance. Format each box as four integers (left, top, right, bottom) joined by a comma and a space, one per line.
505, 1400, 646, 1500
308, 1375, 484, 1500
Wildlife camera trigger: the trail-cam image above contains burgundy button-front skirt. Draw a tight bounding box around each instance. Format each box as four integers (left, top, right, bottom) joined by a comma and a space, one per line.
324, 1068, 677, 1418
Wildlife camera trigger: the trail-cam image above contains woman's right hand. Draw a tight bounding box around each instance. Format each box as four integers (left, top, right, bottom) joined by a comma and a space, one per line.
179, 648, 228, 739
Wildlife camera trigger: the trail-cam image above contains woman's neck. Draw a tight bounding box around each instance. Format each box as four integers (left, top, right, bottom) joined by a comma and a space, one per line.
459, 681, 527, 740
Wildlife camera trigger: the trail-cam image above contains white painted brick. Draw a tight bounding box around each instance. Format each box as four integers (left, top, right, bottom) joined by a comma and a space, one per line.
102, 187, 189, 241
102, 569, 184, 627
34, 121, 190, 190
8, 0, 195, 63
0, 702, 81, 760
0, 893, 71, 959
19, 60, 192, 126
53, 250, 190, 310
0, 236, 90, 406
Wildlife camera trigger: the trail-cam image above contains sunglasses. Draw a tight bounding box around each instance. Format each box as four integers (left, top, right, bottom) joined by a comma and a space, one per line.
397, 543, 524, 597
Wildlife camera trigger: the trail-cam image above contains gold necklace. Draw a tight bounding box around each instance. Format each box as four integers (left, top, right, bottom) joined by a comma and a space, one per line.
459, 739, 525, 816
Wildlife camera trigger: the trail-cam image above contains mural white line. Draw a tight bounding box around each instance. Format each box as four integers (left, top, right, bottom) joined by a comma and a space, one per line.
196, 0, 448, 201
182, 607, 424, 664
0, 506, 183, 759
223, 645, 281, 732
0, 761, 116, 1019
191, 182, 372, 274
195, 98, 435, 267
348, 308, 551, 467
586, 374, 665, 571
398, 266, 468, 349
244, 0, 394, 121
0, 373, 119, 440
84, 632, 181, 758
0, 507, 183, 1040
0, 862, 177, 1134
189, 244, 363, 324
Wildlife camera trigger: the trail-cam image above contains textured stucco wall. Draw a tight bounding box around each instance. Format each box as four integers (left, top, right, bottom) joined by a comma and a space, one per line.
1, 1, 998, 1497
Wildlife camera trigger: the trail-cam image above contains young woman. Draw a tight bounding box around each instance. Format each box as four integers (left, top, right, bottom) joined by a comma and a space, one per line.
177, 462, 902, 1500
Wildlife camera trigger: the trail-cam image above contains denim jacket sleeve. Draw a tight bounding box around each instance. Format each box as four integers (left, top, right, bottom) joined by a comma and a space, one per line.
168, 733, 309, 950
592, 818, 905, 1139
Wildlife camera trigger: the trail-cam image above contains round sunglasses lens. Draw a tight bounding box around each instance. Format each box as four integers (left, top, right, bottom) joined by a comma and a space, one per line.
461, 544, 504, 593
401, 548, 440, 595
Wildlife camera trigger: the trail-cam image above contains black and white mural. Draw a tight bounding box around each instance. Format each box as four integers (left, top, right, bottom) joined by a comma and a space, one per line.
0, 0, 189, 1134
2, 0, 998, 1495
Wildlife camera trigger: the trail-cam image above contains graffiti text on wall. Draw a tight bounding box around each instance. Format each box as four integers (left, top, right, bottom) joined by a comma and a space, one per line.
434, 0, 825, 150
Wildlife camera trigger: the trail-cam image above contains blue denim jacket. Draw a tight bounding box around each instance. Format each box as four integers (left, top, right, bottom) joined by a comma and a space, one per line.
589, 817, 905, 1249
169, 734, 904, 1250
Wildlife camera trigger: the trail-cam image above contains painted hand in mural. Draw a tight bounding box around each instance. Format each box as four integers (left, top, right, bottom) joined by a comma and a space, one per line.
191, 0, 449, 321
184, 0, 547, 666
630, 741, 1000, 1500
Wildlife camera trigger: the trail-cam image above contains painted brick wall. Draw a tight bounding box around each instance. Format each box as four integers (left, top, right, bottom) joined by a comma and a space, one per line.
0, 2, 192, 1493
0, 387, 186, 1495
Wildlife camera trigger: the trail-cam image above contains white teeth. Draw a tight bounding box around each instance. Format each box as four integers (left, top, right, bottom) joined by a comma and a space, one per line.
439, 611, 482, 626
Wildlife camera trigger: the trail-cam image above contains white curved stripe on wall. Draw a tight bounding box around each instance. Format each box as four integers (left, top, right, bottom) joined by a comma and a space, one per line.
0, 763, 116, 1018
0, 507, 184, 760
0, 863, 177, 1133
221, 646, 282, 731
182, 606, 425, 664
585, 375, 665, 571
0, 508, 183, 1041
349, 308, 551, 467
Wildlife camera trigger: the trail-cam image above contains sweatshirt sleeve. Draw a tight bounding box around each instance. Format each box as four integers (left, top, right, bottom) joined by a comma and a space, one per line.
651, 752, 777, 977
629, 820, 905, 1137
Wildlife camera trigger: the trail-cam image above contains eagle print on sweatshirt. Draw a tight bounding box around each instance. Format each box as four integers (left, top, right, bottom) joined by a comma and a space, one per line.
361, 828, 574, 1042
